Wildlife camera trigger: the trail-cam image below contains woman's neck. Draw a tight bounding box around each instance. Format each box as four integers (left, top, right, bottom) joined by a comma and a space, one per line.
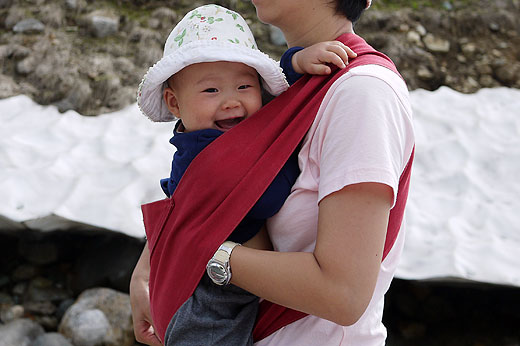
283, 13, 353, 48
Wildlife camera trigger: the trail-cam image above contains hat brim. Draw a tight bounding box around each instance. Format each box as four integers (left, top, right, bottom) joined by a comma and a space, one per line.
137, 40, 289, 122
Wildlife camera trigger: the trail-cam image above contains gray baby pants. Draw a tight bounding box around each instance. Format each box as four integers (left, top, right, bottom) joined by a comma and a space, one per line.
164, 274, 258, 346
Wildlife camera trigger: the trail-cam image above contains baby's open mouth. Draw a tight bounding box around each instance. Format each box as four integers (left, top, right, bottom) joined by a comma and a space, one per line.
215, 117, 244, 131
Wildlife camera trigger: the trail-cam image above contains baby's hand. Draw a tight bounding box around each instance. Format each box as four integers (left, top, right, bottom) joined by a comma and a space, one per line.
292, 41, 357, 75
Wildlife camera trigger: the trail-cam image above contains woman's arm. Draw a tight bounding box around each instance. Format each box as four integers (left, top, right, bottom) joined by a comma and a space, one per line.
129, 243, 163, 346
229, 182, 393, 326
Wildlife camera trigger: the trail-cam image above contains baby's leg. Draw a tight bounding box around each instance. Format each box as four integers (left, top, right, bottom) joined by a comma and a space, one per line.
243, 225, 272, 250
164, 275, 258, 346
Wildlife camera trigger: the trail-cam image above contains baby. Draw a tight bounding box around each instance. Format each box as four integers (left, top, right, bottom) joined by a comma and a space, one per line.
137, 4, 355, 345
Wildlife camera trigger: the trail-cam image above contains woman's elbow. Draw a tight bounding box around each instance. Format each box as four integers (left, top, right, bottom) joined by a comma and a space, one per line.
324, 291, 371, 326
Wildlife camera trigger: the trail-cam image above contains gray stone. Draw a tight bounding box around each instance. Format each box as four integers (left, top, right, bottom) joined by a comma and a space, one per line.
423, 34, 450, 53
461, 42, 477, 56
0, 318, 45, 346
88, 15, 119, 38
494, 63, 520, 85
23, 301, 56, 315
39, 4, 65, 28
59, 288, 134, 346
0, 304, 24, 323
33, 315, 59, 331
150, 7, 178, 30
4, 7, 26, 29
25, 277, 71, 303
65, 0, 77, 10
32, 333, 73, 346
406, 31, 422, 46
57, 80, 93, 113
0, 75, 19, 98
66, 309, 110, 346
13, 19, 45, 34
16, 56, 37, 75
417, 66, 434, 80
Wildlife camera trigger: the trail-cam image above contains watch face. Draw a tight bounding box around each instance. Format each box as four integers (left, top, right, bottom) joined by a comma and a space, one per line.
207, 261, 227, 285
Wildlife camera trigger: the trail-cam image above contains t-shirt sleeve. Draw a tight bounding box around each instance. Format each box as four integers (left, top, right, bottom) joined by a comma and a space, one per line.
316, 72, 414, 207
280, 46, 304, 86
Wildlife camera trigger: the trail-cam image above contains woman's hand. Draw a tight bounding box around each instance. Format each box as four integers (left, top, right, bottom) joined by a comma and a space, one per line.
292, 41, 357, 75
130, 243, 163, 346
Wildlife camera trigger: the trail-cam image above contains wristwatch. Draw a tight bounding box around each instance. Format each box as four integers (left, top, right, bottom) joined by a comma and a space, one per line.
206, 241, 241, 285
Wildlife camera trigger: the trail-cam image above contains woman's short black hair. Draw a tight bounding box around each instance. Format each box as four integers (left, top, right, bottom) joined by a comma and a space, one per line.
332, 0, 367, 23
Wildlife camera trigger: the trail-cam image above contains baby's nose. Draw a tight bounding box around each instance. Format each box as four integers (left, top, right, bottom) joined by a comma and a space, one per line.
222, 98, 242, 110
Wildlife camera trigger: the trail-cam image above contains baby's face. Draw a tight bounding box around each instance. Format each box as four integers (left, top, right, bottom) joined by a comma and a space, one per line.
164, 62, 263, 132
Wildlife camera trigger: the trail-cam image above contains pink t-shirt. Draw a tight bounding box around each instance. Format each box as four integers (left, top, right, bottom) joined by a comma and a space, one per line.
257, 65, 415, 346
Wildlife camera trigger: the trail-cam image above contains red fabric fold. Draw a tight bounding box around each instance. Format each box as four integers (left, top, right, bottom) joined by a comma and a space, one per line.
140, 33, 408, 342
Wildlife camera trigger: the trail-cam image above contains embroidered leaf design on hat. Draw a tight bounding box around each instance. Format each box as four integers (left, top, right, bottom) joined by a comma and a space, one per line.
207, 17, 223, 24
226, 10, 238, 20
236, 24, 244, 32
189, 10, 200, 20
174, 28, 186, 46
228, 38, 240, 44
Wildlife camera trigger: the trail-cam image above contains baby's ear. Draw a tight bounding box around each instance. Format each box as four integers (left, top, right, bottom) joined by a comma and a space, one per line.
163, 86, 181, 118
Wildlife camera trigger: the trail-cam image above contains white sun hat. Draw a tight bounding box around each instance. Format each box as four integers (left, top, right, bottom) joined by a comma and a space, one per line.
137, 4, 289, 122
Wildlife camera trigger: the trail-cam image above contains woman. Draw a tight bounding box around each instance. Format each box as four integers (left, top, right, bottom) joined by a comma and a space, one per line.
131, 0, 415, 345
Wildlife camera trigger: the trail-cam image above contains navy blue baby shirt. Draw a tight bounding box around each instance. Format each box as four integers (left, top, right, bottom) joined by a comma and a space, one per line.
160, 122, 300, 244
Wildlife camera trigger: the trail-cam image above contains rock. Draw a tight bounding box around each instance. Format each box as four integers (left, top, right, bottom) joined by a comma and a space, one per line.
65, 0, 78, 10
417, 66, 434, 80
0, 318, 45, 346
25, 277, 71, 303
406, 30, 422, 46
4, 6, 26, 29
494, 63, 520, 86
16, 56, 37, 75
461, 42, 477, 56
415, 24, 427, 36
39, 4, 65, 28
149, 7, 178, 31
33, 315, 59, 330
59, 288, 134, 346
87, 13, 119, 38
32, 333, 74, 346
13, 19, 45, 34
423, 33, 450, 53
63, 309, 111, 346
0, 304, 24, 323
23, 301, 56, 316
0, 74, 20, 98
56, 80, 93, 113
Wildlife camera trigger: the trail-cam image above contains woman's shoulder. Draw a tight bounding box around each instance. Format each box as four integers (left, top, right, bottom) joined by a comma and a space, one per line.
318, 64, 413, 125
330, 64, 410, 102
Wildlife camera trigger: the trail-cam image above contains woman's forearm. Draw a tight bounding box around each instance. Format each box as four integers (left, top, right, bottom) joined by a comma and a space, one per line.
230, 247, 358, 324
229, 182, 393, 326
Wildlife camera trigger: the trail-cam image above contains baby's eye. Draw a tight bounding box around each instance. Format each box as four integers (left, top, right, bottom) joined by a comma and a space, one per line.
238, 85, 252, 90
203, 88, 218, 93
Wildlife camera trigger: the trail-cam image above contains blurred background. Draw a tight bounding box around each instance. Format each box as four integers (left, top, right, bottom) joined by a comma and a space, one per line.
1, 0, 519, 345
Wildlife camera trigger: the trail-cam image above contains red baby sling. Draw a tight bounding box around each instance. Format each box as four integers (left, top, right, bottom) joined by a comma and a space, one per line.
141, 33, 414, 342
